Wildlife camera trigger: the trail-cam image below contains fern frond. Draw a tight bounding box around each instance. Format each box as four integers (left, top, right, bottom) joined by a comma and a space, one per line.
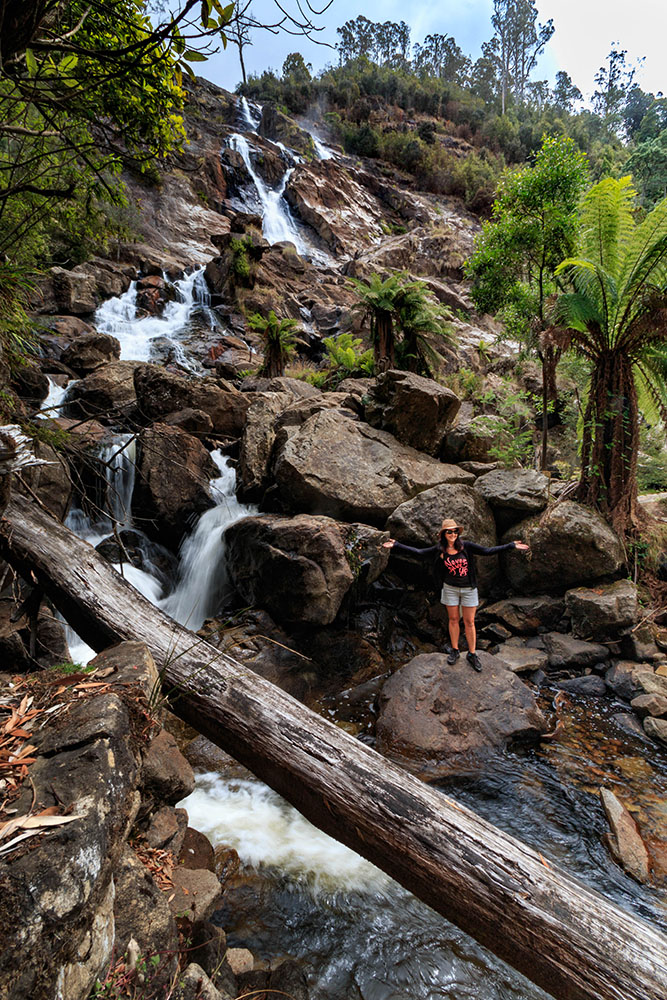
578, 176, 636, 275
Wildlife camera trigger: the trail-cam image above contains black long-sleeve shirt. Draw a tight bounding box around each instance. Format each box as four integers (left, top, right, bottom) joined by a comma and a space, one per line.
391, 539, 517, 588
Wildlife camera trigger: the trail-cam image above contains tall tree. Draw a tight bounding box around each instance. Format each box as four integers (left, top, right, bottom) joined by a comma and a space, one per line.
552, 71, 582, 112
490, 0, 553, 113
466, 134, 589, 467
554, 177, 667, 533
592, 47, 639, 134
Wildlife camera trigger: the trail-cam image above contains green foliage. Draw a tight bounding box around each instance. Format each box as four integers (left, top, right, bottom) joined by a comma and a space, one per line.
230, 236, 253, 282
466, 134, 589, 324
0, 0, 233, 267
0, 263, 38, 387
444, 367, 483, 400
323, 333, 375, 381
246, 310, 300, 378
554, 177, 667, 528
476, 379, 535, 467
637, 424, 667, 493
49, 661, 89, 675
626, 130, 667, 208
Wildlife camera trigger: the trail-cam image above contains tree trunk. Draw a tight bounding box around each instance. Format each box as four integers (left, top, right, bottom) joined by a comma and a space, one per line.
1, 496, 666, 1000
374, 310, 394, 371
578, 350, 638, 533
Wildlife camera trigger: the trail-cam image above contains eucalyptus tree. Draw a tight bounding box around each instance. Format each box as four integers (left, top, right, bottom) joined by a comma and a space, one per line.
554, 177, 667, 533
466, 134, 589, 466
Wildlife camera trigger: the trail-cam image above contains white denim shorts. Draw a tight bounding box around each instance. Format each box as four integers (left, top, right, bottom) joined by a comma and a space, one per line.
441, 584, 479, 608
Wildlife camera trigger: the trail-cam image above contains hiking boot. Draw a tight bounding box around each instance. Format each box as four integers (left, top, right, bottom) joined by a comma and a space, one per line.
447, 648, 460, 665
467, 651, 482, 672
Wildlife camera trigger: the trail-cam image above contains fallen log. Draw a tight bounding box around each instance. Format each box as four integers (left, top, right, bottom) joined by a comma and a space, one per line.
2, 494, 666, 1000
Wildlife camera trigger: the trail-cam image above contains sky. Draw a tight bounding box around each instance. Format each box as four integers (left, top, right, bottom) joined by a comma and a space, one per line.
201, 0, 666, 105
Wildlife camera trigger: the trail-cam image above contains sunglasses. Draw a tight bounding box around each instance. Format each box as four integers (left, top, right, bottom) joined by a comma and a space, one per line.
444, 529, 459, 535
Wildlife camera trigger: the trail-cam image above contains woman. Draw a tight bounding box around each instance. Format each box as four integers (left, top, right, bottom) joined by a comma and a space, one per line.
383, 519, 530, 672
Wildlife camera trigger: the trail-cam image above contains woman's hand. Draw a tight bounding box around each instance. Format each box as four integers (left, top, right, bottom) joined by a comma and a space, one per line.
513, 541, 530, 551
382, 539, 396, 549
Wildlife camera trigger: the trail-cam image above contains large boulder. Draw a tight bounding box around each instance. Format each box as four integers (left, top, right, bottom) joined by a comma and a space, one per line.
528, 632, 610, 671
364, 370, 460, 456
500, 501, 625, 593
49, 266, 99, 314
376, 652, 547, 778
272, 409, 473, 526
132, 424, 218, 548
18, 440, 72, 521
237, 392, 293, 501
133, 364, 252, 437
61, 332, 121, 376
481, 595, 565, 634
386, 482, 499, 592
225, 514, 389, 626
474, 469, 549, 528
66, 360, 140, 424
564, 580, 638, 640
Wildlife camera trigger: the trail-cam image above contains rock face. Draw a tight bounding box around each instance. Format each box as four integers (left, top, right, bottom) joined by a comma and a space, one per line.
364, 370, 461, 456
501, 501, 626, 593
386, 482, 499, 591
133, 424, 218, 547
237, 391, 293, 501
272, 409, 474, 525
376, 652, 547, 777
474, 469, 549, 527
530, 632, 610, 671
444, 412, 506, 463
564, 581, 638, 639
225, 514, 389, 626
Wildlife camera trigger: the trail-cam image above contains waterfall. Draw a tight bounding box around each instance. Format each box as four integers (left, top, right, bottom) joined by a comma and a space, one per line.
37, 378, 70, 420
159, 452, 256, 631
228, 133, 308, 255
94, 266, 211, 366
312, 134, 335, 161
239, 95, 261, 131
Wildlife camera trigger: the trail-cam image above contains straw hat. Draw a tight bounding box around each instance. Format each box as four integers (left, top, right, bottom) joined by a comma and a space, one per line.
441, 518, 464, 533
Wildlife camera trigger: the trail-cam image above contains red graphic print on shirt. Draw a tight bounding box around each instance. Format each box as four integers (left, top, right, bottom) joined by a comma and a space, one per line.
443, 555, 469, 578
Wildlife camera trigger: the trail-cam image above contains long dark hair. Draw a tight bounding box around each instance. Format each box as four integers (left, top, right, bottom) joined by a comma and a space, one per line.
438, 528, 463, 555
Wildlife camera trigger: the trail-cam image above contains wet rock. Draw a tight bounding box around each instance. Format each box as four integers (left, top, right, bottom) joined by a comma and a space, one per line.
66, 360, 140, 423
132, 423, 218, 548
556, 675, 608, 696
599, 788, 650, 883
273, 408, 473, 525
500, 501, 625, 594
605, 661, 647, 701
630, 693, 667, 718
114, 848, 179, 991
145, 806, 189, 854
482, 595, 565, 633
635, 668, 667, 699
376, 651, 546, 778
214, 845, 241, 884
643, 716, 667, 745
172, 963, 227, 1000
535, 632, 610, 671
496, 644, 549, 674
565, 581, 638, 640
183, 734, 246, 774
364, 369, 461, 456
61, 332, 121, 376
168, 868, 223, 923
386, 482, 498, 591
474, 469, 549, 527
270, 960, 309, 1000
225, 513, 371, 626
179, 827, 216, 872
141, 729, 196, 805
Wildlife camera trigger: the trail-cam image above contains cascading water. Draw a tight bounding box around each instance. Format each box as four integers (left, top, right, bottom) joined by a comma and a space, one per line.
159, 452, 255, 631
228, 133, 309, 255
239, 95, 261, 131
37, 378, 70, 419
94, 266, 212, 368
311, 134, 335, 161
